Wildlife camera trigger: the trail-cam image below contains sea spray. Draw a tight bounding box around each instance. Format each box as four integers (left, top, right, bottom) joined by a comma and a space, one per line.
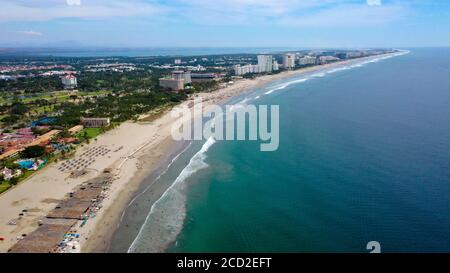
128, 137, 216, 252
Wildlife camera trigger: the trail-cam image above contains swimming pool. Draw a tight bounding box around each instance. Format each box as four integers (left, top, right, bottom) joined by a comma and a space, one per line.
16, 159, 46, 170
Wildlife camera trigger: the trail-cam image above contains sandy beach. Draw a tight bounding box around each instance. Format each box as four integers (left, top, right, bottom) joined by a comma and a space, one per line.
0, 54, 396, 253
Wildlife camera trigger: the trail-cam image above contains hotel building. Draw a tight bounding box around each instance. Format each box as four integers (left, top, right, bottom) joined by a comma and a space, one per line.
233, 64, 261, 76
272, 60, 279, 71
318, 56, 340, 64
81, 117, 111, 128
61, 74, 77, 89
172, 70, 191, 84
257, 55, 273, 73
299, 56, 317, 66
159, 78, 185, 91
159, 70, 191, 91
283, 53, 296, 69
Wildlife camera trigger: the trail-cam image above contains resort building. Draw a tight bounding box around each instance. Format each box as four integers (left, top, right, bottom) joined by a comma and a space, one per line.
159, 78, 185, 91
319, 56, 340, 64
61, 74, 77, 89
0, 149, 21, 160
283, 53, 296, 69
233, 64, 261, 76
81, 117, 110, 128
257, 55, 273, 73
159, 70, 192, 91
299, 56, 317, 66
346, 52, 363, 59
233, 65, 245, 76
172, 70, 191, 84
272, 60, 279, 71
68, 125, 84, 135
0, 129, 61, 160
28, 130, 61, 146
191, 73, 217, 83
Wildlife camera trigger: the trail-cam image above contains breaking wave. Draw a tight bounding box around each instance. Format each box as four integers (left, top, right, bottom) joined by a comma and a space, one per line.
128, 137, 216, 253
261, 50, 410, 97
264, 78, 308, 95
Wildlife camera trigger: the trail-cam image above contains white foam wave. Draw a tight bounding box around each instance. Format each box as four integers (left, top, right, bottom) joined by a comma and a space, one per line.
327, 66, 350, 74
120, 141, 193, 223
128, 137, 216, 253
264, 78, 308, 95
260, 51, 409, 98
264, 85, 286, 95
350, 63, 363, 68
238, 97, 249, 105
312, 72, 326, 78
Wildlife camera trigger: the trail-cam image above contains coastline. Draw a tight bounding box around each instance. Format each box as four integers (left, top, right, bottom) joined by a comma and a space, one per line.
0, 52, 401, 253
85, 52, 403, 253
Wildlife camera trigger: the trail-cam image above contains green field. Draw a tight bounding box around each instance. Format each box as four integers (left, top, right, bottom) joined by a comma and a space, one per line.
76, 127, 102, 139
0, 182, 11, 194
0, 90, 112, 106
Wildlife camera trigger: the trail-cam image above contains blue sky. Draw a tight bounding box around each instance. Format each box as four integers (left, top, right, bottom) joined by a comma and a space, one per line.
1, 0, 449, 48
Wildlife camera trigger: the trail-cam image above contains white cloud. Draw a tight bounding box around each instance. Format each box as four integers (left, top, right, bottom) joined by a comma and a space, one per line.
174, 0, 342, 18
279, 3, 403, 27
0, 0, 404, 28
172, 0, 403, 27
66, 0, 81, 6
367, 0, 382, 6
0, 0, 163, 22
18, 30, 43, 36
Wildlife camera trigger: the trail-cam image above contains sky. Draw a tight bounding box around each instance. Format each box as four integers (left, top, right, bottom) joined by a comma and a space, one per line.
0, 0, 449, 48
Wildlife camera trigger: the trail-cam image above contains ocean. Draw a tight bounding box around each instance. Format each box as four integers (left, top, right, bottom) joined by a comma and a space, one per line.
112, 48, 450, 253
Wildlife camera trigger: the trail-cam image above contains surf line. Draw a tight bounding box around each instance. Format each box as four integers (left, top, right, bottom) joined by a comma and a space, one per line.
127, 137, 216, 253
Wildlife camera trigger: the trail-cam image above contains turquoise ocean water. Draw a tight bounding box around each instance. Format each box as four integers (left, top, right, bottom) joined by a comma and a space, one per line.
114, 48, 450, 253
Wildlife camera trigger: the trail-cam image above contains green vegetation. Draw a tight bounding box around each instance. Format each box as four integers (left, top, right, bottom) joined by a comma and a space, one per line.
187, 81, 219, 93
20, 145, 46, 158
0, 75, 63, 93
0, 54, 257, 194
76, 127, 102, 140
0, 182, 11, 194
55, 91, 186, 128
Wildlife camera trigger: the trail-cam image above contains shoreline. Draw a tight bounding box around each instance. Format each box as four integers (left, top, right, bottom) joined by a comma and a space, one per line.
84, 52, 403, 253
0, 52, 402, 253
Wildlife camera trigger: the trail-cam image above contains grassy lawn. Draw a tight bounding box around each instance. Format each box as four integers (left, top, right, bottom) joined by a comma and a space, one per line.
0, 169, 43, 194
32, 105, 54, 115
78, 90, 111, 97
0, 182, 11, 194
1, 90, 112, 107
76, 127, 102, 139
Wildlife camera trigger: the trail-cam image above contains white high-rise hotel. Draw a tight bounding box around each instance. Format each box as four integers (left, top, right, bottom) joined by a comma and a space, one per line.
234, 55, 274, 76
61, 74, 77, 89
257, 55, 273, 73
283, 53, 296, 69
